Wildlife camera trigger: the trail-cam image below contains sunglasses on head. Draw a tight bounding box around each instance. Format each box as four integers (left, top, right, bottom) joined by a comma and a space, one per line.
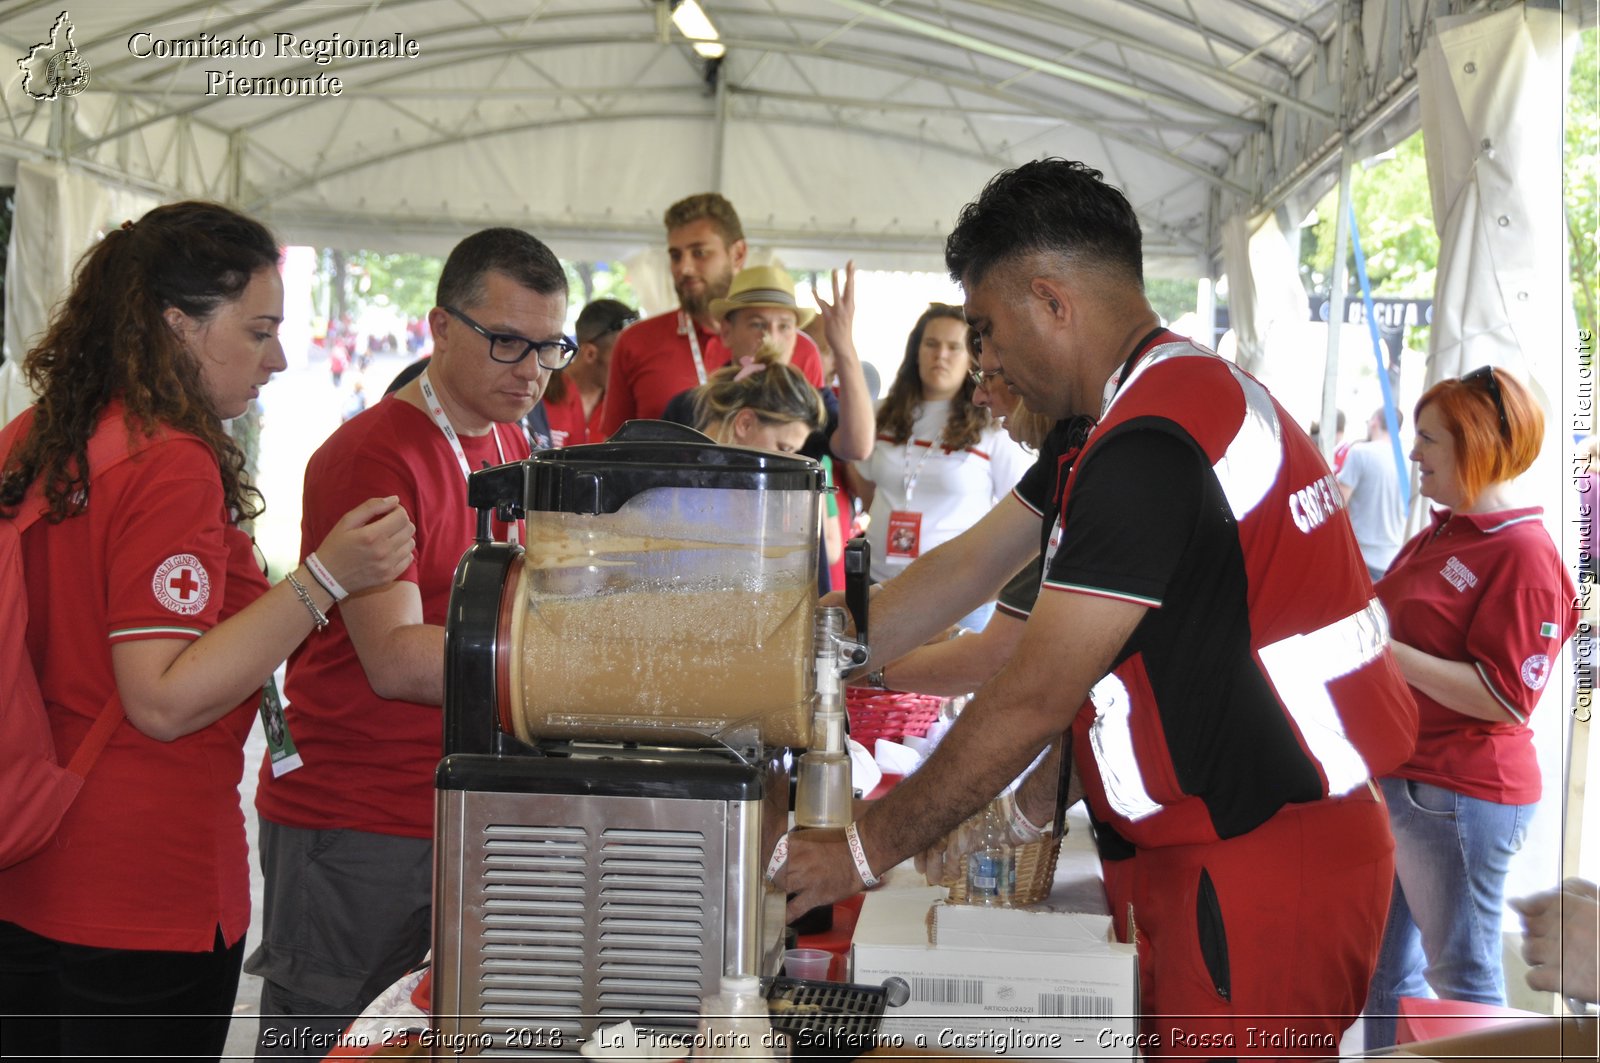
1462, 365, 1510, 442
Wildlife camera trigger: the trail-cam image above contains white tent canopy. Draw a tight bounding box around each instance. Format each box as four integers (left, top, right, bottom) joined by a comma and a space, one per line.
0, 0, 1532, 275
0, 0, 1580, 396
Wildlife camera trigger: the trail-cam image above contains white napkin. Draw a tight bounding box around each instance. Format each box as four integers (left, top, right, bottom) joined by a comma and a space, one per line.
872, 738, 922, 776
846, 736, 883, 796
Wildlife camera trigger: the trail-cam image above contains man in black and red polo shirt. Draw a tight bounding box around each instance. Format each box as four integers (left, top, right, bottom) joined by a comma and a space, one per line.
779, 159, 1418, 1056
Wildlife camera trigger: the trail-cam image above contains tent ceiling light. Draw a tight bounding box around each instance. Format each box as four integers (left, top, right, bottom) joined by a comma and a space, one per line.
671, 1, 725, 59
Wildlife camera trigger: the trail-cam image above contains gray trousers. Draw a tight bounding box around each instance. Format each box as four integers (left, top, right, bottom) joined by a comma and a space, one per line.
247, 817, 432, 1059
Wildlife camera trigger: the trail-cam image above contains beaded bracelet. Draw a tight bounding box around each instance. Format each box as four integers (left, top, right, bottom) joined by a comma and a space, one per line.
845, 822, 880, 888
285, 570, 329, 631
303, 552, 349, 602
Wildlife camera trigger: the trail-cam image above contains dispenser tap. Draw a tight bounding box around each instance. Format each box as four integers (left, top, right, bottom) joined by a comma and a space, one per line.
837, 537, 871, 675
795, 607, 853, 829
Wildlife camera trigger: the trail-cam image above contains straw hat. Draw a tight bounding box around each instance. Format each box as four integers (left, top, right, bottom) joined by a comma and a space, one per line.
707, 265, 816, 328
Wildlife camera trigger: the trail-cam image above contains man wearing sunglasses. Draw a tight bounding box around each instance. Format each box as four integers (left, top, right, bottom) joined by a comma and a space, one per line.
539, 298, 637, 448
249, 228, 569, 1057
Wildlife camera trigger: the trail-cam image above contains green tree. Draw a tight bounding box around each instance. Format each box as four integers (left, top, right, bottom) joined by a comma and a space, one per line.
1302, 131, 1439, 301
345, 251, 444, 319
1147, 277, 1198, 325
1569, 28, 1598, 344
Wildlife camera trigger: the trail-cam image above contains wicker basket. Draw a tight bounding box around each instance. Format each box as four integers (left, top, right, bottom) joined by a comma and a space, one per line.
844, 688, 942, 746
941, 832, 1062, 908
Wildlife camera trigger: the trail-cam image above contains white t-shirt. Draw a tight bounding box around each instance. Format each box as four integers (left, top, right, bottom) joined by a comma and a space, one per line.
859, 400, 1031, 581
1336, 437, 1407, 574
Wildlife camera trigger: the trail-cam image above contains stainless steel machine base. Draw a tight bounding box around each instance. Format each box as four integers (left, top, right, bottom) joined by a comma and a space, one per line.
433, 754, 785, 1057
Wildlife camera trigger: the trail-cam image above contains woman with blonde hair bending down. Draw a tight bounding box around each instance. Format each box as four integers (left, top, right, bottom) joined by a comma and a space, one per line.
693, 343, 826, 455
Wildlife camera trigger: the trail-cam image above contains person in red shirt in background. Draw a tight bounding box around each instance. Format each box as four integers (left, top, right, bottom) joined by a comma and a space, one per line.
249, 228, 569, 1058
0, 201, 412, 1062
599, 193, 825, 435
1363, 367, 1578, 1048
660, 263, 874, 594
541, 298, 636, 447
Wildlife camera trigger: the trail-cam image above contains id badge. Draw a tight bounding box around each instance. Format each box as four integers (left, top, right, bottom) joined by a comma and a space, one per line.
886, 510, 923, 559
258, 672, 304, 777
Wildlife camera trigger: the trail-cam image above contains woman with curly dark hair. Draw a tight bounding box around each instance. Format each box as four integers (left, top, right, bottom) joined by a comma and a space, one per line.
854, 303, 1028, 625
0, 201, 414, 1060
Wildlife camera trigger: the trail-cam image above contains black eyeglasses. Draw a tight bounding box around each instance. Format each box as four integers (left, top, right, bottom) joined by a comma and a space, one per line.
445, 305, 577, 369
1463, 365, 1510, 442
968, 366, 1004, 392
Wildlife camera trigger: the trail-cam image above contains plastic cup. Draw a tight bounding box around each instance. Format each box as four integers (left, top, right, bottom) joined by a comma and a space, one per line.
782, 947, 834, 981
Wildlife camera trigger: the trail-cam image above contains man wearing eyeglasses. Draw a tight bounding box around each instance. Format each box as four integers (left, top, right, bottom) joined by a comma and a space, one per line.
539, 298, 637, 448
248, 228, 570, 1058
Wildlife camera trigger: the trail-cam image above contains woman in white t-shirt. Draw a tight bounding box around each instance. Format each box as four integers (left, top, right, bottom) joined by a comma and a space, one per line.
854, 303, 1029, 626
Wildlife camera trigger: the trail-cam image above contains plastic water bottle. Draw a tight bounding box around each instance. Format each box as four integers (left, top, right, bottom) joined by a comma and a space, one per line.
963, 803, 1017, 907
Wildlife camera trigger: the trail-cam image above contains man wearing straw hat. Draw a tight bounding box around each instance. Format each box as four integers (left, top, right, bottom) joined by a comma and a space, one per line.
664, 262, 875, 461
779, 159, 1417, 1055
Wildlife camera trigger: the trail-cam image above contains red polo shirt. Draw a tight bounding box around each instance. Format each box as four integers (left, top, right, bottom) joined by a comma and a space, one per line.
542, 385, 604, 448
1376, 506, 1577, 803
599, 309, 823, 439
1, 409, 267, 951
256, 397, 529, 838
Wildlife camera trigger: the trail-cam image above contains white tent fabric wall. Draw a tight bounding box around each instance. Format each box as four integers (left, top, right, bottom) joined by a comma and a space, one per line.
1419, 5, 1574, 392
1221, 208, 1311, 377
0, 160, 157, 424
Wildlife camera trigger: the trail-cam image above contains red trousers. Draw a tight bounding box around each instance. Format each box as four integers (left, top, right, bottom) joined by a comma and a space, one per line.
1123, 787, 1393, 1060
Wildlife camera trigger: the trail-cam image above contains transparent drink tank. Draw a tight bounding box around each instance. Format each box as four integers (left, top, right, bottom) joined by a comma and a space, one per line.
502, 429, 822, 747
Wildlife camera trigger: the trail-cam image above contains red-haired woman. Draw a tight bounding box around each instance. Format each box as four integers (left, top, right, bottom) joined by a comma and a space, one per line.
1363, 367, 1577, 1047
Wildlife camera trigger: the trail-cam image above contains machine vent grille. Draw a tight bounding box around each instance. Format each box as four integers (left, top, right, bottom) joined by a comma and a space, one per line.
468, 823, 714, 1045
477, 824, 589, 1039
596, 828, 709, 1024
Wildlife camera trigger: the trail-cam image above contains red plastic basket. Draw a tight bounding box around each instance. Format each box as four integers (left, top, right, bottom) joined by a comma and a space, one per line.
845, 688, 943, 746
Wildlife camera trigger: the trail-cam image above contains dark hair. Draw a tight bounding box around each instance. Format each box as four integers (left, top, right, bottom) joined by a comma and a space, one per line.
436, 227, 566, 309
1, 200, 279, 522
575, 298, 638, 345
875, 304, 988, 452
1415, 368, 1543, 507
692, 344, 824, 437
945, 158, 1143, 288
663, 192, 745, 246
546, 299, 637, 405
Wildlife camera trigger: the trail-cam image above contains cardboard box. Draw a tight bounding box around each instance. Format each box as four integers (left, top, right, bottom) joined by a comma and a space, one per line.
851, 872, 1139, 1059
927, 841, 1113, 951
1374, 1014, 1595, 1062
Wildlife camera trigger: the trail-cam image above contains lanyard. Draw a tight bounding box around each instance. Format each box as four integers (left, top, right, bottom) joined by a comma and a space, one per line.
419, 368, 517, 544
419, 368, 505, 479
681, 311, 708, 385
902, 438, 939, 505
1101, 326, 1169, 416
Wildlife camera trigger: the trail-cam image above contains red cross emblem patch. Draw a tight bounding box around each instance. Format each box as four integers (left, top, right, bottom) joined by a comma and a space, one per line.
152, 553, 211, 616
